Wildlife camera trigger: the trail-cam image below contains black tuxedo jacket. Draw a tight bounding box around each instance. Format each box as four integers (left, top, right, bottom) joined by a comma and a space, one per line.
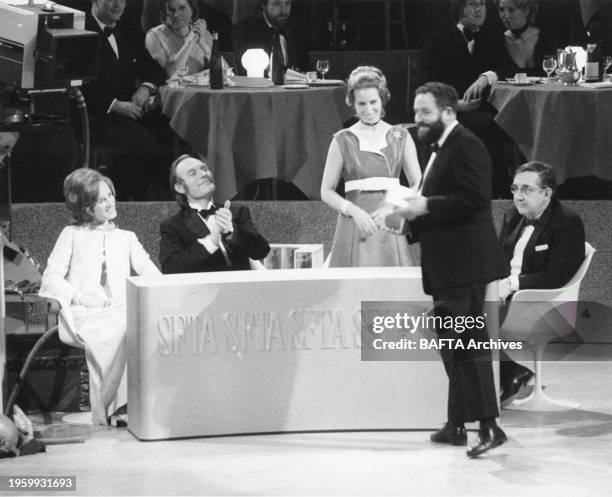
417, 26, 508, 96
159, 204, 270, 274
411, 124, 507, 295
499, 198, 585, 290
232, 13, 309, 75
83, 14, 165, 119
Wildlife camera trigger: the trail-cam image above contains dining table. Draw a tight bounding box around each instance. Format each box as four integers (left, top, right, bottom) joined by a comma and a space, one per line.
488, 81, 612, 184
160, 82, 352, 201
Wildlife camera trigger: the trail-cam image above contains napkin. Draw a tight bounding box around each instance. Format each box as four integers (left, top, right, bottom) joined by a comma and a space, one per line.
285, 68, 307, 82
579, 81, 612, 89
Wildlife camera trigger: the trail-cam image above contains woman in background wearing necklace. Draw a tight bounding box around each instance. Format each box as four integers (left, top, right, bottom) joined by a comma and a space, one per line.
145, 0, 223, 78
321, 66, 422, 267
40, 169, 160, 425
495, 0, 556, 78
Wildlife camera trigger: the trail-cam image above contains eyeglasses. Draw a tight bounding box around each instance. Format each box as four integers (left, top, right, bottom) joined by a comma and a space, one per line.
510, 184, 546, 195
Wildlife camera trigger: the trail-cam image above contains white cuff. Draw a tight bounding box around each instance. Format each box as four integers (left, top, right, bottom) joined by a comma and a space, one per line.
482, 71, 498, 86
107, 98, 118, 114
198, 236, 219, 254
509, 275, 519, 292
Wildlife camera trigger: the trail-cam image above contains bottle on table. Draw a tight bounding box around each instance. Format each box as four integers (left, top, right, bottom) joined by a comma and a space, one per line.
270, 28, 285, 85
338, 23, 349, 50
209, 31, 224, 89
326, 19, 335, 49
585, 43, 602, 82
585, 21, 603, 82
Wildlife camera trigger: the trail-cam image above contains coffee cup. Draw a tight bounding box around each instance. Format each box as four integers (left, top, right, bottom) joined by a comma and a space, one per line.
514, 72, 528, 83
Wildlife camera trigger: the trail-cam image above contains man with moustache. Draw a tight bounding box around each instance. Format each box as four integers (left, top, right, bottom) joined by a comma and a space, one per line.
417, 0, 512, 197
374, 82, 508, 457
84, 0, 174, 200
232, 0, 309, 75
497, 161, 586, 405
159, 155, 270, 273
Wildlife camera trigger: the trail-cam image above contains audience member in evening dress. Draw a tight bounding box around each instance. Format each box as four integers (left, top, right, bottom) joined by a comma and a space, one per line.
321, 66, 422, 267
159, 155, 270, 273
40, 169, 160, 425
497, 161, 585, 406
417, 0, 512, 198
83, 0, 175, 200
145, 0, 228, 78
232, 0, 309, 75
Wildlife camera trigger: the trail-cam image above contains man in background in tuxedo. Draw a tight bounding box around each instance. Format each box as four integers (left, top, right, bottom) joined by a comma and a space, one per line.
84, 0, 176, 200
159, 155, 270, 274
497, 161, 586, 405
417, 0, 512, 198
232, 0, 309, 75
374, 82, 508, 458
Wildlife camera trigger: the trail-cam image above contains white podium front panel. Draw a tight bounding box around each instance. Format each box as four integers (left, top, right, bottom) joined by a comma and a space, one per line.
126, 267, 447, 440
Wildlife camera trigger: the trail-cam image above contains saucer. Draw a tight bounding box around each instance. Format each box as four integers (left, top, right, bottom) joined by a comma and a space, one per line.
282, 83, 309, 89
308, 79, 344, 86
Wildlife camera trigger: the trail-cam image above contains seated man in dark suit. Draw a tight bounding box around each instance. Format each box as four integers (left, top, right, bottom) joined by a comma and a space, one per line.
83, 0, 177, 200
417, 0, 512, 197
159, 155, 270, 273
497, 161, 586, 405
232, 0, 309, 75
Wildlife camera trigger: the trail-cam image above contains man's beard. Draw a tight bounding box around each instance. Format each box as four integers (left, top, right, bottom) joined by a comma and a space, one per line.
270, 15, 289, 28
416, 119, 445, 145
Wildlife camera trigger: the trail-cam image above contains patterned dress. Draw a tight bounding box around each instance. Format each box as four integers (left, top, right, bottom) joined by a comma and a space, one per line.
328, 124, 415, 267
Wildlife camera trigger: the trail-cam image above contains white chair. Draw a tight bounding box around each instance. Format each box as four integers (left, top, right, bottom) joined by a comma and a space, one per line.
499, 242, 595, 411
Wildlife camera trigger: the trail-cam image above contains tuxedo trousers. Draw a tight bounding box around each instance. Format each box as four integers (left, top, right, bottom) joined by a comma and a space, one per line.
431, 282, 500, 424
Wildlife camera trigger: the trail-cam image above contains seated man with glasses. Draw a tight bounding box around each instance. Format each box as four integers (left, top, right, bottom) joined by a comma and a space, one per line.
496, 161, 585, 405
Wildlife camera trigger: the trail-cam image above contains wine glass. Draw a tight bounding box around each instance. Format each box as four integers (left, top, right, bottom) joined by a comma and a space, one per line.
603, 55, 612, 79
542, 55, 557, 84
175, 65, 188, 86
316, 59, 330, 80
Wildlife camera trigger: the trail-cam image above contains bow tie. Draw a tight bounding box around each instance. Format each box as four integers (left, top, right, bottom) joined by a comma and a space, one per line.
430, 143, 440, 153
197, 205, 218, 217
103, 26, 118, 38
523, 217, 538, 227
464, 29, 478, 42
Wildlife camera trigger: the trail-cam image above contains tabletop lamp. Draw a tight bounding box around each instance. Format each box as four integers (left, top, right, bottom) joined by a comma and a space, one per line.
241, 49, 269, 78
565, 46, 587, 71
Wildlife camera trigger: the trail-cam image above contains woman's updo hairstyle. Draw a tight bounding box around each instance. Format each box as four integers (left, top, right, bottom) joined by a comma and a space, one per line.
345, 66, 391, 109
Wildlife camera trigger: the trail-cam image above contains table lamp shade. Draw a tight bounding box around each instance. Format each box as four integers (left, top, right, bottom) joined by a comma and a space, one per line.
241, 49, 269, 78
564, 46, 587, 71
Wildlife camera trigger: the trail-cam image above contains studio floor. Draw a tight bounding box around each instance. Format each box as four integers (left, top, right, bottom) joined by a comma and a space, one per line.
3, 361, 611, 497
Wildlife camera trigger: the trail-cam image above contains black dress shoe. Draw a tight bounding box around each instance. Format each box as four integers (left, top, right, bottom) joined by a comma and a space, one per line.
430, 423, 467, 446
500, 369, 534, 407
467, 426, 507, 458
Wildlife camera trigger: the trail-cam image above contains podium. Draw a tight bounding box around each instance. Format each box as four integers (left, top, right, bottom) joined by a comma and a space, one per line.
126, 267, 448, 440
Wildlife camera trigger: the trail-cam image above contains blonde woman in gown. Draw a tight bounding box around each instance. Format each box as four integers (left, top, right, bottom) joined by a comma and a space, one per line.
321, 66, 422, 267
40, 169, 160, 425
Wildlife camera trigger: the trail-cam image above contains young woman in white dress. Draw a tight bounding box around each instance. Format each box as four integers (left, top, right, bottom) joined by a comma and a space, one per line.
40, 169, 160, 424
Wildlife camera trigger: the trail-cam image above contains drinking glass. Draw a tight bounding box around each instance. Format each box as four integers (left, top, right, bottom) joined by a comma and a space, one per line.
175, 65, 189, 86
316, 59, 330, 80
603, 55, 612, 79
542, 55, 557, 84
